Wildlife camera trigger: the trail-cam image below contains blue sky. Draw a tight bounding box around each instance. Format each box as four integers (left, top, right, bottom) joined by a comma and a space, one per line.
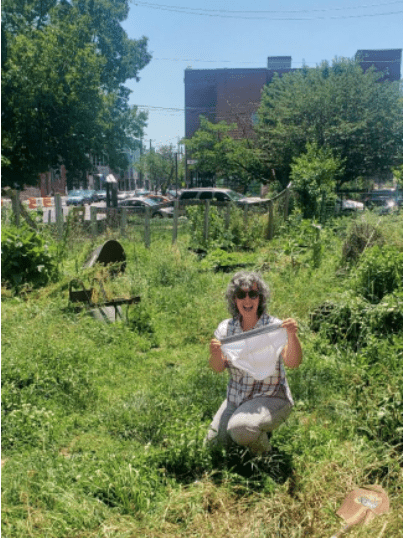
121, 0, 403, 150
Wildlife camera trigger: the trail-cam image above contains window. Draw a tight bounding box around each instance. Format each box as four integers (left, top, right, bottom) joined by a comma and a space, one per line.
199, 191, 213, 200
180, 191, 199, 200
214, 192, 228, 202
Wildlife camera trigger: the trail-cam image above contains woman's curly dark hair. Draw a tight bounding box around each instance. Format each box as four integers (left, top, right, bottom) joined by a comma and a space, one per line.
225, 271, 270, 319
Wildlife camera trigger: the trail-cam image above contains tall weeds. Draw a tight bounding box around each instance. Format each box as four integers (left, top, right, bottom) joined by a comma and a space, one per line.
2, 212, 403, 538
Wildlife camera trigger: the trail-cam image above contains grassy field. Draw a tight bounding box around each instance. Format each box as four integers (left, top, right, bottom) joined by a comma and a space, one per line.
2, 210, 403, 537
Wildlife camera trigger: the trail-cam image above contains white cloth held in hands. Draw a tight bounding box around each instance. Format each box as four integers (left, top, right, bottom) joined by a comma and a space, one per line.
216, 322, 288, 381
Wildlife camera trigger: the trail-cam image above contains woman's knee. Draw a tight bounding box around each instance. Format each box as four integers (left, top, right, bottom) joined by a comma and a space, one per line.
227, 418, 260, 447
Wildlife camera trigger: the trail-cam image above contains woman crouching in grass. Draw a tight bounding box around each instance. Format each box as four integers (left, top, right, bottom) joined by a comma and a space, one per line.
206, 271, 302, 455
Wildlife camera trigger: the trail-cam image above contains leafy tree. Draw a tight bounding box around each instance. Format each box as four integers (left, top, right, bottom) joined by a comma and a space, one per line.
2, 15, 105, 187
1, 0, 151, 188
183, 117, 269, 192
392, 164, 403, 189
136, 145, 184, 192
257, 58, 403, 188
290, 142, 344, 218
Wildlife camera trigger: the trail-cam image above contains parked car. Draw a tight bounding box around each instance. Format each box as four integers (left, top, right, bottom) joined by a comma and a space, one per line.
66, 190, 87, 206
166, 189, 182, 199
364, 189, 400, 209
376, 198, 399, 215
125, 189, 150, 198
178, 188, 264, 204
144, 194, 173, 206
117, 191, 129, 201
159, 187, 267, 217
335, 199, 365, 214
81, 189, 99, 203
117, 197, 166, 218
96, 190, 107, 201
134, 189, 150, 197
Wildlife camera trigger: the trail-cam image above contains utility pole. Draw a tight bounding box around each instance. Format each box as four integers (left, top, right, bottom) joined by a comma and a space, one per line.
149, 141, 153, 191
185, 147, 188, 188
139, 138, 143, 188
175, 152, 178, 197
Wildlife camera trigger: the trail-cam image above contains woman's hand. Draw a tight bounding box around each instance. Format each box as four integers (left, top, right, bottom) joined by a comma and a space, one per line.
282, 318, 299, 336
281, 318, 303, 369
209, 338, 227, 373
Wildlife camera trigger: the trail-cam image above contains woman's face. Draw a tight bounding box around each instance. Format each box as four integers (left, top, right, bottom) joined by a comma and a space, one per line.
235, 282, 260, 319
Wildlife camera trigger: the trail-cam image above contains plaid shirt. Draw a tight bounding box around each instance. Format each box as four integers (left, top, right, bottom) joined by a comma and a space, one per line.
215, 313, 294, 407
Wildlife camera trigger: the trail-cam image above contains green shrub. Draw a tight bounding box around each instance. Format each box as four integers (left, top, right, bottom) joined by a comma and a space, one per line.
309, 291, 403, 349
1, 224, 59, 291
186, 204, 266, 251
309, 294, 369, 347
341, 220, 384, 264
350, 336, 403, 447
352, 245, 403, 302
290, 142, 343, 219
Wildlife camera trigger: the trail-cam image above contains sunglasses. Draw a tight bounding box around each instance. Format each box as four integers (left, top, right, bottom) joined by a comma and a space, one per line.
236, 289, 260, 300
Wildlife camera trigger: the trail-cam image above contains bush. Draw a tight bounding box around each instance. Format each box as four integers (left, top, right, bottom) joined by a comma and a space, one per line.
309, 291, 403, 349
186, 204, 266, 251
341, 220, 384, 264
290, 142, 343, 219
350, 336, 403, 448
351, 245, 403, 303
1, 224, 59, 292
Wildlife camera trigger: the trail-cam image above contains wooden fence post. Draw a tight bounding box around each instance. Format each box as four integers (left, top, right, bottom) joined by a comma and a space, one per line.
90, 206, 98, 236
55, 194, 63, 240
172, 200, 179, 244
1, 202, 7, 224
284, 188, 290, 220
144, 207, 151, 248
225, 202, 231, 229
120, 208, 127, 236
267, 199, 274, 240
11, 191, 20, 227
243, 204, 248, 228
203, 200, 210, 243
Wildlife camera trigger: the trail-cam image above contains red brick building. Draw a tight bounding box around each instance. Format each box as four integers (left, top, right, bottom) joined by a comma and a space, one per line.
39, 166, 67, 197
185, 56, 294, 140
355, 49, 402, 82
184, 50, 402, 141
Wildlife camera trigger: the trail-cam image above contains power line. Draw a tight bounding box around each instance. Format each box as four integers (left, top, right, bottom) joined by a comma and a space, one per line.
136, 0, 403, 13
153, 56, 401, 65
134, 1, 403, 19
137, 104, 258, 113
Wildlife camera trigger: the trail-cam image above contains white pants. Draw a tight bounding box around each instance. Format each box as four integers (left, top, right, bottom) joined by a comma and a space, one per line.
206, 395, 292, 453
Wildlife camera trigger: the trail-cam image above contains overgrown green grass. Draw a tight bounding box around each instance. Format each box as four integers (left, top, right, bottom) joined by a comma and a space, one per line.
2, 211, 403, 537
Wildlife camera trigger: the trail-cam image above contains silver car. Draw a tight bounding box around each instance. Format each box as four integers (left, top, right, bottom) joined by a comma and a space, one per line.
118, 197, 165, 218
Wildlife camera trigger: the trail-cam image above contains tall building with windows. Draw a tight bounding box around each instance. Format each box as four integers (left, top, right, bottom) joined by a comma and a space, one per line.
184, 49, 402, 140
185, 56, 295, 140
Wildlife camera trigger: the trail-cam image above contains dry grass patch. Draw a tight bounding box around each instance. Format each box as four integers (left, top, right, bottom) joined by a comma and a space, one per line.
133, 441, 400, 538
